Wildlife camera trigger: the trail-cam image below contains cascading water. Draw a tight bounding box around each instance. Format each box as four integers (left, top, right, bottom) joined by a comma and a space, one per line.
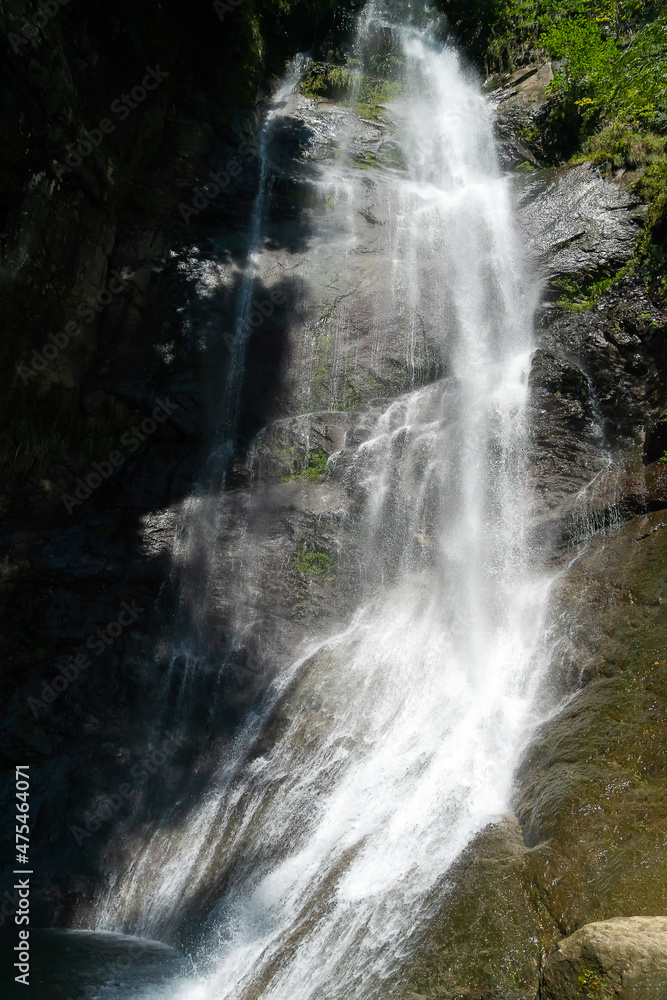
83, 5, 559, 997
172, 57, 307, 646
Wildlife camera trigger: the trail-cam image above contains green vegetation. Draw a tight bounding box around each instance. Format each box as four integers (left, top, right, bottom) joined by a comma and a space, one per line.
299, 54, 404, 121
553, 262, 631, 309
300, 63, 354, 99
437, 0, 667, 292
577, 966, 615, 998
293, 544, 333, 577
280, 449, 329, 481
305, 449, 329, 477
354, 77, 404, 120
438, 1, 666, 162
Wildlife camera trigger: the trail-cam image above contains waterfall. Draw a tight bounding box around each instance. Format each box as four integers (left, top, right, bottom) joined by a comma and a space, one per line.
85, 5, 558, 998
147, 56, 307, 713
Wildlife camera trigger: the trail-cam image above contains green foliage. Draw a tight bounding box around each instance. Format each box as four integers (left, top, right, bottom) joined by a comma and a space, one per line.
633, 162, 667, 295
304, 449, 329, 478
280, 448, 329, 481
300, 63, 354, 99
541, 13, 617, 117
576, 965, 614, 998
534, 2, 667, 162
293, 544, 333, 577
553, 262, 631, 309
354, 78, 403, 120
437, 0, 666, 159
575, 124, 666, 171
300, 58, 403, 122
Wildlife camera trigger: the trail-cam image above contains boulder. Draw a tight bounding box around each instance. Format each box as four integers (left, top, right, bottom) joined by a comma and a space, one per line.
540, 917, 667, 999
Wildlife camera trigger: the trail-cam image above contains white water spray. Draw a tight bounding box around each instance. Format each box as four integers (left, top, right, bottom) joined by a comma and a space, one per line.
88, 8, 558, 999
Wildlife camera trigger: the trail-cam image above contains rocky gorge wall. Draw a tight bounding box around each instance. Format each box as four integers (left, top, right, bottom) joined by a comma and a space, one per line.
0, 7, 666, 1000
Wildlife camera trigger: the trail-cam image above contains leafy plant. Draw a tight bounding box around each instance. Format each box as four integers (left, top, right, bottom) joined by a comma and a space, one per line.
293, 544, 333, 577
280, 448, 329, 481
553, 263, 631, 310
576, 965, 614, 998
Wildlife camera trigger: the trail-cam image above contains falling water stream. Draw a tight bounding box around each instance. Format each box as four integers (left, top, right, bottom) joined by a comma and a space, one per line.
82, 4, 560, 997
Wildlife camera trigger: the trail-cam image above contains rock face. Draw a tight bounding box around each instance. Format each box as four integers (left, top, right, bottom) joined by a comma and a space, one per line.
540, 918, 667, 999
1, 32, 667, 1000
400, 505, 667, 1000
519, 164, 643, 291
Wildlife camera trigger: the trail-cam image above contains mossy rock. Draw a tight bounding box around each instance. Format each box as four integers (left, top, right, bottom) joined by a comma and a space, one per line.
516, 510, 667, 935
396, 817, 541, 999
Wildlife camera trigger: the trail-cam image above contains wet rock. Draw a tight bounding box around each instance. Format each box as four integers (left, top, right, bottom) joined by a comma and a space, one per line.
1, 20, 666, 986
492, 61, 555, 169
515, 510, 667, 936
400, 816, 541, 1000
518, 165, 641, 289
539, 917, 667, 1000
540, 278, 667, 441
527, 348, 605, 518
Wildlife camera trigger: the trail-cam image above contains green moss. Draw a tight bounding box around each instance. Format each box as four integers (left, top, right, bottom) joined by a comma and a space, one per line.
304, 449, 328, 478
633, 161, 667, 297
577, 966, 614, 999
346, 384, 359, 410
354, 77, 403, 121
351, 151, 381, 170
293, 544, 333, 578
299, 63, 353, 100
280, 448, 329, 482
553, 263, 631, 311
400, 819, 541, 999
517, 509, 667, 934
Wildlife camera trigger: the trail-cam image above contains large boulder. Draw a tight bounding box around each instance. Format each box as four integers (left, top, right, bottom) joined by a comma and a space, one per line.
540, 917, 667, 999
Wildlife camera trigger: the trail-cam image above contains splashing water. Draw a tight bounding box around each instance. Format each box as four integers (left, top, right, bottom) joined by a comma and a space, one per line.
87, 6, 559, 998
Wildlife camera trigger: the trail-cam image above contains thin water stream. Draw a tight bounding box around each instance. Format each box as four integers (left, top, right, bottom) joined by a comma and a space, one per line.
80, 5, 561, 997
